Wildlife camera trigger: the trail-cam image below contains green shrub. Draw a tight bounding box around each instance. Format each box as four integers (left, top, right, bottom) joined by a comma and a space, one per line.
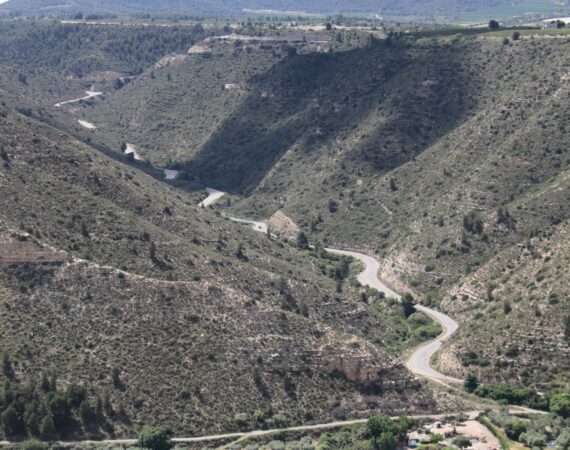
376, 432, 396, 450
519, 430, 547, 448
550, 392, 570, 418
138, 426, 173, 450
505, 420, 526, 440
452, 436, 471, 448
463, 372, 478, 393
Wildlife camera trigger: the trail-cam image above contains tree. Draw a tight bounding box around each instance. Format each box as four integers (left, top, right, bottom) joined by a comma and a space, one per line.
67, 383, 87, 408
464, 372, 478, 393
463, 211, 484, 234
297, 232, 309, 250
557, 429, 570, 450
79, 400, 95, 425
1, 405, 25, 435
368, 415, 394, 439
376, 432, 396, 450
149, 241, 157, 261
512, 31, 521, 40
24, 401, 41, 436
235, 242, 244, 259
48, 392, 71, 430
325, 22, 333, 31
389, 178, 398, 192
40, 415, 56, 440
138, 426, 173, 450
550, 392, 570, 418
402, 293, 415, 318
505, 420, 526, 440
503, 301, 512, 315
111, 367, 121, 388
2, 353, 14, 379
328, 199, 338, 213
40, 373, 51, 393
489, 20, 500, 30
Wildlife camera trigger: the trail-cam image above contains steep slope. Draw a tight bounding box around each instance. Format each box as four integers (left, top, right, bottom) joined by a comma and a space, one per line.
0, 97, 436, 439
438, 217, 570, 386
89, 32, 570, 386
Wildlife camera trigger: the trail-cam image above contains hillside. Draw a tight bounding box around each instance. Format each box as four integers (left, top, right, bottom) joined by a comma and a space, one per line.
0, 76, 442, 440
2, 0, 567, 21
87, 29, 570, 387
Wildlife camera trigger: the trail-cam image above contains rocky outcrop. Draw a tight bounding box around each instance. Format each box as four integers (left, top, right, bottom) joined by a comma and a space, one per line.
268, 210, 299, 240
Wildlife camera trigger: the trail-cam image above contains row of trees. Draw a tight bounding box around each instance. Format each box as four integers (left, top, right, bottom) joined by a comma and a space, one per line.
1, 355, 121, 439
464, 372, 570, 417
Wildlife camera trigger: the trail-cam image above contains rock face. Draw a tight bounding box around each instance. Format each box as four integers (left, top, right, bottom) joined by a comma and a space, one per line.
188, 44, 212, 54
268, 211, 299, 240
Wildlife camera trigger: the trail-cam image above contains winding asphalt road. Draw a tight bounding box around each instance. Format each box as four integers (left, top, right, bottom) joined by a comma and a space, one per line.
54, 88, 103, 107
199, 187, 226, 207
325, 248, 461, 385
203, 192, 462, 386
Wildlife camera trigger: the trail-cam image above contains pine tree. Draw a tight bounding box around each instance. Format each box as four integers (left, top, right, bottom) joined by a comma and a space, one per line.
464, 372, 478, 393
40, 415, 56, 440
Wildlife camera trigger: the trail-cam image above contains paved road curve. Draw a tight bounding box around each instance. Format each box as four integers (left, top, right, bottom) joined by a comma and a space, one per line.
194, 191, 461, 385
325, 248, 400, 299
325, 248, 461, 385
55, 89, 103, 107
228, 216, 268, 233
199, 187, 226, 207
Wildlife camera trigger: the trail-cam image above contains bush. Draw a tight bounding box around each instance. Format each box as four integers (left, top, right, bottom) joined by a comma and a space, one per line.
464, 372, 478, 393
505, 420, 526, 440
430, 433, 445, 443
550, 392, 570, 418
519, 430, 547, 448
463, 211, 484, 234
376, 432, 396, 450
138, 426, 173, 450
402, 293, 415, 318
474, 384, 544, 408
452, 436, 471, 448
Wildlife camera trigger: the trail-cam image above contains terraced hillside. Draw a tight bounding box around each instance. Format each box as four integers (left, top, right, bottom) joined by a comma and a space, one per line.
88, 30, 570, 387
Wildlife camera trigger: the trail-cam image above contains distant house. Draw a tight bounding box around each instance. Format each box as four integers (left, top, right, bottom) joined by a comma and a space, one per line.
407, 430, 432, 447
542, 18, 568, 29
543, 20, 558, 29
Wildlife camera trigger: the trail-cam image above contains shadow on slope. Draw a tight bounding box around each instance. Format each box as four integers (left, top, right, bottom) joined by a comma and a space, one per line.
184, 38, 482, 194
